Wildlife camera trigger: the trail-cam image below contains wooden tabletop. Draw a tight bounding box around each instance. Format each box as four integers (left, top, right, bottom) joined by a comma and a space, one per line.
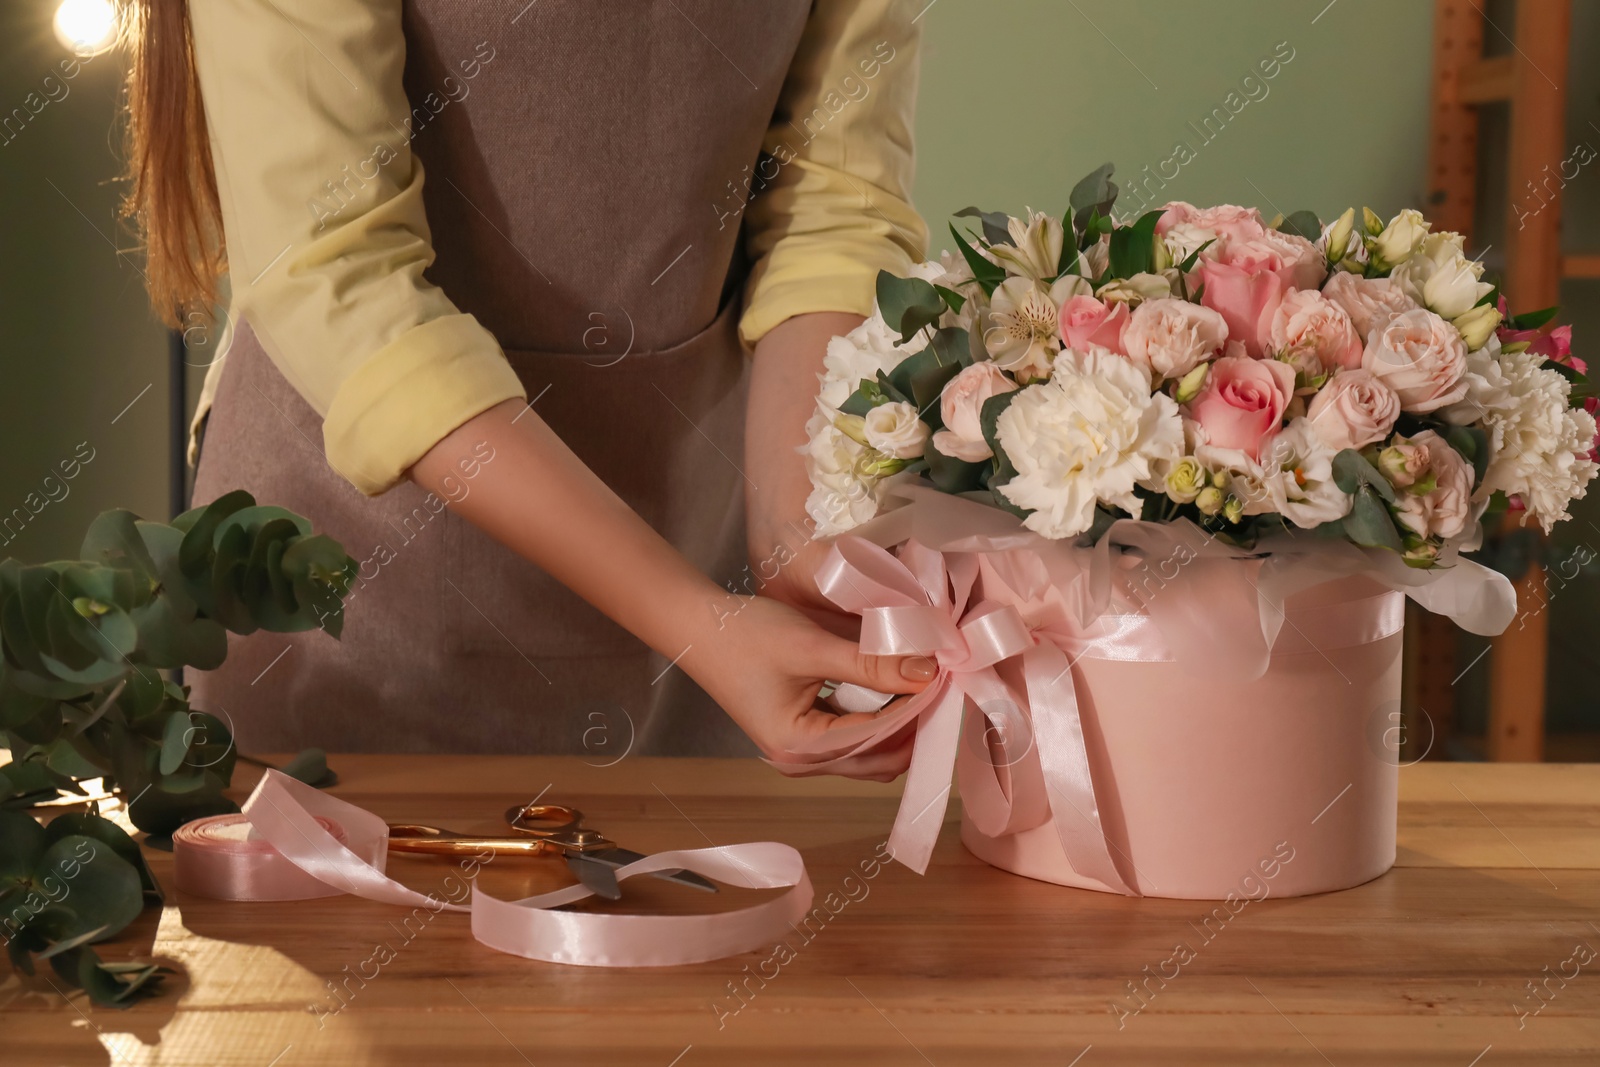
7, 756, 1600, 1066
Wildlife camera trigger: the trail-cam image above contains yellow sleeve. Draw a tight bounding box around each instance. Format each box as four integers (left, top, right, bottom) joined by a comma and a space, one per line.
189, 0, 525, 496
738, 0, 930, 346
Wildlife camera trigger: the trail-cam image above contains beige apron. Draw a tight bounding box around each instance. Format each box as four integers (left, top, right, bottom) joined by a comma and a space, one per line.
189, 0, 813, 755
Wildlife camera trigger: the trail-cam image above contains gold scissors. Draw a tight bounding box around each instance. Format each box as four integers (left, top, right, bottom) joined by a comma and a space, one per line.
386, 801, 718, 900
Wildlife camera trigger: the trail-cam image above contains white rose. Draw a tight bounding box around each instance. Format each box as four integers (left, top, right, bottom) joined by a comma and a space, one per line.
862, 401, 930, 459
1305, 369, 1402, 451
996, 346, 1184, 538
1390, 232, 1493, 321
1094, 272, 1175, 306
1321, 272, 1421, 340
1369, 208, 1431, 269
1162, 222, 1219, 266
1260, 418, 1354, 528
1122, 298, 1228, 383
1361, 308, 1470, 413
932, 362, 1017, 461
1389, 430, 1474, 541
804, 413, 882, 537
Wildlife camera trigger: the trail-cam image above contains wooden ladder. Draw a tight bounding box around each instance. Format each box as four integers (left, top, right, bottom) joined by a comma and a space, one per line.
1422, 0, 1574, 761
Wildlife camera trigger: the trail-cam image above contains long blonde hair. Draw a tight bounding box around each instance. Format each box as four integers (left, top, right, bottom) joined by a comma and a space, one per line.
121, 0, 224, 325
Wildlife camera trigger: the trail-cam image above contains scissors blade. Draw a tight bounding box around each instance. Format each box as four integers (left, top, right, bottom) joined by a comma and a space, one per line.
586, 847, 720, 893
565, 854, 622, 900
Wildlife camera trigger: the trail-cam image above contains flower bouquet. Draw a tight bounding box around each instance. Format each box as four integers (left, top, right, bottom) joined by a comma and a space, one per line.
794, 165, 1596, 899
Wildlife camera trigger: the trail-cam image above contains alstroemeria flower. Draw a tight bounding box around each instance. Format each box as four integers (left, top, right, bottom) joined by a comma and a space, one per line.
984, 276, 1078, 381
988, 210, 1065, 281
1496, 296, 1585, 373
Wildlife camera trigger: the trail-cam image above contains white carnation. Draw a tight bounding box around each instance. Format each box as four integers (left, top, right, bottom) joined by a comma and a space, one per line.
803, 410, 883, 537
996, 346, 1184, 538
1442, 339, 1598, 532
817, 311, 927, 411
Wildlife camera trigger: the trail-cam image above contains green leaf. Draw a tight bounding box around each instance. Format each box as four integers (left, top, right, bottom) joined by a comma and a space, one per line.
929, 326, 974, 370
948, 223, 1006, 296
41, 737, 105, 780
1343, 487, 1403, 551
1107, 210, 1163, 280
32, 834, 143, 943
933, 284, 966, 315
128, 782, 237, 837
1055, 208, 1079, 276
875, 271, 945, 344
1277, 210, 1322, 242
1507, 305, 1559, 331
42, 812, 159, 896
1442, 424, 1490, 487
952, 206, 1013, 246
177, 490, 255, 583
158, 711, 197, 775
1069, 163, 1118, 229
0, 810, 47, 887
1331, 448, 1397, 503
838, 379, 887, 418
926, 448, 986, 494
279, 747, 336, 788
1177, 238, 1216, 274
979, 388, 1021, 457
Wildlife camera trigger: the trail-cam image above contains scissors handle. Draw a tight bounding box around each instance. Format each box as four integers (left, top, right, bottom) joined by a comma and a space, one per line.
387, 823, 554, 857
504, 803, 616, 853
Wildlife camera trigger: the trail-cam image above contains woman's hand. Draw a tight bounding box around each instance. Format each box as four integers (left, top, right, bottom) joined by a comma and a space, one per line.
680, 595, 932, 782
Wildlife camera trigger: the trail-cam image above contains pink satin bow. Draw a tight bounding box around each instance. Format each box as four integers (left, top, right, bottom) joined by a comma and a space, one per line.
773, 538, 1137, 894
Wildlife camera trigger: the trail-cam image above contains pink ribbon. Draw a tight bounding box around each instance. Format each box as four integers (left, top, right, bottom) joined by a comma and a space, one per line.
174, 769, 814, 967
774, 536, 1405, 897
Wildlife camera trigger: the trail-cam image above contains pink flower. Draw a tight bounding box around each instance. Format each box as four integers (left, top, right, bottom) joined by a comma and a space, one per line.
1361, 308, 1469, 413
1495, 297, 1585, 373
1058, 295, 1129, 353
1157, 202, 1269, 247
932, 362, 1018, 462
1388, 430, 1474, 541
1122, 298, 1229, 383
1185, 354, 1296, 460
1305, 369, 1401, 450
1197, 258, 1286, 358
1321, 272, 1420, 340
1268, 289, 1363, 372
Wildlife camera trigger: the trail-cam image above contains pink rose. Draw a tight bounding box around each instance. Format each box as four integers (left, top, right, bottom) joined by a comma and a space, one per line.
1361, 308, 1469, 413
1197, 258, 1286, 359
1268, 289, 1363, 372
1222, 229, 1327, 293
1305, 369, 1401, 451
1389, 430, 1473, 540
1157, 202, 1269, 247
1058, 295, 1129, 353
1122, 298, 1229, 383
1321, 271, 1420, 340
1185, 354, 1296, 460
932, 362, 1018, 462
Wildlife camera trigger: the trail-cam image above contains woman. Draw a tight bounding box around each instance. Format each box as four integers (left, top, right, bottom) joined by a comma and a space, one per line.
123, 0, 932, 776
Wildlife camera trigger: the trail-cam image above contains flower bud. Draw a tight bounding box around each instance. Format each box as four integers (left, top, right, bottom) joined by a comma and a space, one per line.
1195, 485, 1225, 516
1362, 206, 1384, 236
1369, 208, 1430, 271
1152, 233, 1174, 272
1378, 441, 1429, 489
1165, 457, 1206, 503
1325, 207, 1356, 263
833, 413, 869, 446
1172, 362, 1211, 405
1451, 303, 1503, 351
1222, 495, 1245, 524
1402, 539, 1440, 568
856, 450, 908, 478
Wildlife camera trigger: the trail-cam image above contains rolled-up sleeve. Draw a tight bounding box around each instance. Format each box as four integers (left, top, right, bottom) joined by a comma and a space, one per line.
738, 0, 930, 346
189, 0, 525, 495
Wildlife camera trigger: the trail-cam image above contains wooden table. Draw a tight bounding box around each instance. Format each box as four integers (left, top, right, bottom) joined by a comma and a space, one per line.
7, 757, 1600, 1066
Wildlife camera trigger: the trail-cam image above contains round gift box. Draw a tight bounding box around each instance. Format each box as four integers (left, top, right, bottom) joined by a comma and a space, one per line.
959, 574, 1404, 900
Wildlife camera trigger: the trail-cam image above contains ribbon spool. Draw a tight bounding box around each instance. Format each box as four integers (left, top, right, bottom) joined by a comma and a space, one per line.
174, 813, 349, 901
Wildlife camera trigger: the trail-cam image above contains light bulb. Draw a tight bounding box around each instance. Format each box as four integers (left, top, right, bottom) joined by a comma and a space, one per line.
54, 0, 120, 57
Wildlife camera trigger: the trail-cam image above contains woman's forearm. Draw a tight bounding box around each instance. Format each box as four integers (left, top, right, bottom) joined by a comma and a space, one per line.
744, 312, 864, 581
409, 399, 721, 660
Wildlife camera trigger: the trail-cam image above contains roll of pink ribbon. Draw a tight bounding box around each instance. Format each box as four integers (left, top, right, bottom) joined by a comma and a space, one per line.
174, 813, 350, 901
172, 771, 815, 968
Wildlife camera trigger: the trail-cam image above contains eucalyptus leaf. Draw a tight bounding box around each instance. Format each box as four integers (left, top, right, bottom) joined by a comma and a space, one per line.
1069, 163, 1118, 228
1277, 210, 1322, 242
875, 271, 945, 344
1331, 449, 1397, 503
1343, 487, 1404, 551
926, 448, 986, 494
31, 834, 143, 943
953, 206, 1013, 246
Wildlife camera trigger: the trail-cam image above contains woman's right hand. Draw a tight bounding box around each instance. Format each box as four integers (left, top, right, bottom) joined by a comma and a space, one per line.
680, 595, 934, 782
